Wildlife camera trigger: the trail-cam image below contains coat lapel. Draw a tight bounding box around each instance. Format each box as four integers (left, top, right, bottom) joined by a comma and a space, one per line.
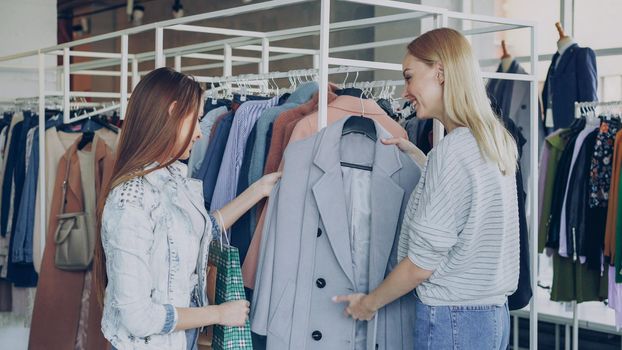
311, 120, 356, 286
312, 167, 356, 286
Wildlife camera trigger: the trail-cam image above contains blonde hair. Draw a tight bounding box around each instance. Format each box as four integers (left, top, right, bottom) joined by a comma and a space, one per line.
407, 28, 517, 175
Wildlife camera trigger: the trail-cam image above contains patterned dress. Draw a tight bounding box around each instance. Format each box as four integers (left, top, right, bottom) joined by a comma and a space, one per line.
589, 118, 621, 208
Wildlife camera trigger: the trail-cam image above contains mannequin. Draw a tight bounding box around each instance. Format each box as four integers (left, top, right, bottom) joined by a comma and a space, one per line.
501, 40, 513, 73
555, 22, 576, 58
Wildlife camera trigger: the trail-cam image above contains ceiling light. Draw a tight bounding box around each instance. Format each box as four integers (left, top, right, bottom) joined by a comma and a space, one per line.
72, 17, 91, 37
172, 0, 184, 18
80, 17, 90, 33
132, 4, 145, 26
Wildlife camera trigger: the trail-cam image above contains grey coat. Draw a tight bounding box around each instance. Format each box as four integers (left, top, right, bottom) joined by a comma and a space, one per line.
251, 117, 421, 350
487, 59, 544, 189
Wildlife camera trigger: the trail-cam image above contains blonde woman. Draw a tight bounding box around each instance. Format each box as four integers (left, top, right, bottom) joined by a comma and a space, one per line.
334, 28, 519, 349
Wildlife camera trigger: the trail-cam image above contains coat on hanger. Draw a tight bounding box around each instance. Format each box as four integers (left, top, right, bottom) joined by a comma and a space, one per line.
251, 117, 420, 350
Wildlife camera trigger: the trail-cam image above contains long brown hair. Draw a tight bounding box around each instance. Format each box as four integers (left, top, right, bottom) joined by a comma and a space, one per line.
94, 67, 203, 305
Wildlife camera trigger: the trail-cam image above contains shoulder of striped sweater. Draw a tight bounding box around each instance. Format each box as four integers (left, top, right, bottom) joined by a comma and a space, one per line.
441, 128, 476, 149
429, 134, 469, 169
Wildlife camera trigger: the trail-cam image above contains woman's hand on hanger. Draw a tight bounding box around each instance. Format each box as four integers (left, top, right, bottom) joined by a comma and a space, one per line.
251, 172, 282, 198
381, 137, 427, 167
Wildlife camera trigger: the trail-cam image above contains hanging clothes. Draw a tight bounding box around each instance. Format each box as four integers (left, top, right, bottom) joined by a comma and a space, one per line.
558, 119, 601, 262
545, 125, 582, 251
503, 119, 532, 310
486, 58, 545, 190
565, 128, 601, 268
288, 95, 407, 145
0, 112, 26, 316
248, 82, 318, 187
2, 112, 38, 287
251, 117, 420, 350
589, 119, 621, 207
1, 118, 25, 237
614, 138, 622, 282
187, 105, 228, 178
549, 126, 608, 303
29, 135, 114, 350
11, 126, 42, 265
32, 127, 84, 273
605, 130, 622, 262
243, 91, 409, 289
541, 43, 598, 131
211, 96, 279, 211
0, 112, 24, 279
232, 83, 318, 264
241, 87, 339, 288
233, 124, 259, 264
607, 266, 622, 330
263, 87, 338, 176
194, 111, 234, 209
538, 129, 573, 251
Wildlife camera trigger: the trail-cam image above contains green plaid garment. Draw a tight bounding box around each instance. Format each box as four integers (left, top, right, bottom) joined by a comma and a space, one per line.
208, 240, 253, 350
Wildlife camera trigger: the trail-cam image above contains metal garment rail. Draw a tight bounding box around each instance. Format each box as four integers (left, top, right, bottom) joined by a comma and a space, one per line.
575, 99, 622, 117
0, 0, 540, 347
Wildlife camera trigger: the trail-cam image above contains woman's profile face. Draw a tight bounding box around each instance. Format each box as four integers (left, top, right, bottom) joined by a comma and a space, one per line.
401, 54, 444, 120
174, 100, 204, 161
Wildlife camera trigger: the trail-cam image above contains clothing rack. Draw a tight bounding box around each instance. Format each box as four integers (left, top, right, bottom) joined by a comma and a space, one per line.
0, 1, 540, 347
575, 100, 622, 118
202, 67, 405, 100
72, 103, 120, 123
198, 66, 384, 84
563, 98, 622, 350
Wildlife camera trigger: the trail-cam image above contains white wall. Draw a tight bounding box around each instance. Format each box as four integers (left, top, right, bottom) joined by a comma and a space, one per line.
0, 0, 57, 101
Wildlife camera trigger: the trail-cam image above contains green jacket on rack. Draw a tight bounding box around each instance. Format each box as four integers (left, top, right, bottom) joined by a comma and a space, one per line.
538, 130, 570, 251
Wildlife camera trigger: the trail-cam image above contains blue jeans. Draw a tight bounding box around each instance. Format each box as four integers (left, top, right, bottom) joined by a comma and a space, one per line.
414, 295, 510, 350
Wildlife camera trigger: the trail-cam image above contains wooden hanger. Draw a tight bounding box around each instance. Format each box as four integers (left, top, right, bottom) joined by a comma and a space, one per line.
555, 22, 568, 40
501, 40, 511, 59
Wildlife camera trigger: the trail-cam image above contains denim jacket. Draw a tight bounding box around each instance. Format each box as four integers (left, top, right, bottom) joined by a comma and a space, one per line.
101, 162, 220, 349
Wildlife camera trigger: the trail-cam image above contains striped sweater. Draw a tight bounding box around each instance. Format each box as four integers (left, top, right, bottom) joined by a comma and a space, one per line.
398, 127, 519, 306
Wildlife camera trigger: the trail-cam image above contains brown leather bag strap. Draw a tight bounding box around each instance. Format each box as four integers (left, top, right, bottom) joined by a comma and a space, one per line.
58, 153, 72, 215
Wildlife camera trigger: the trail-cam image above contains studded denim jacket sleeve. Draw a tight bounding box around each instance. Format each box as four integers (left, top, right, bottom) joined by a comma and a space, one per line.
101, 181, 178, 338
